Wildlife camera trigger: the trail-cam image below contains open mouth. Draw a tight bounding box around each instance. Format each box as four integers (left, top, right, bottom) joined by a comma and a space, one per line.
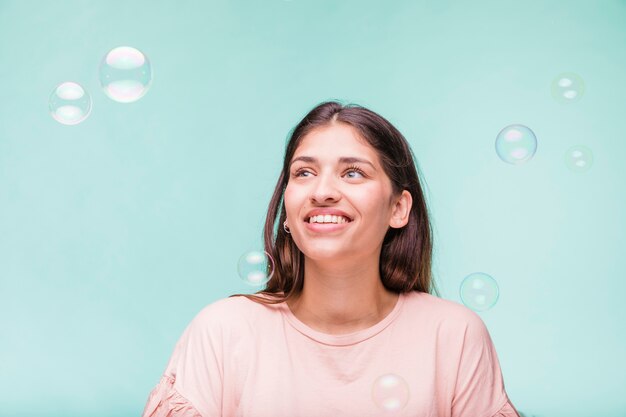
305, 215, 353, 225
303, 216, 353, 233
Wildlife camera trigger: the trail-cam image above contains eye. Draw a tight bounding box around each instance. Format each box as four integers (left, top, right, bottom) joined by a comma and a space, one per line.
292, 165, 366, 179
345, 165, 366, 178
293, 168, 311, 177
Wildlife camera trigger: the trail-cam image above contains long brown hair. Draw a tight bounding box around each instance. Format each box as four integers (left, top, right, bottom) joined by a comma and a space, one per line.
229, 100, 438, 305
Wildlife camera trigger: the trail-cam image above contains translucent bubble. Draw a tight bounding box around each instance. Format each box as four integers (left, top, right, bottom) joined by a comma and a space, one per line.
495, 124, 538, 165
460, 272, 499, 312
371, 373, 409, 412
237, 250, 275, 286
564, 145, 594, 173
48, 82, 92, 125
99, 46, 152, 103
551, 72, 585, 103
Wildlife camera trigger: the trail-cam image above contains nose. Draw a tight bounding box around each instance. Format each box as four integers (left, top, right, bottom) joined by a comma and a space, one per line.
310, 173, 341, 204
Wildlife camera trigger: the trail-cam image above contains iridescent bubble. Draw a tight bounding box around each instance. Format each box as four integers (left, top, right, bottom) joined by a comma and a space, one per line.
371, 373, 409, 412
551, 72, 585, 103
237, 250, 275, 286
460, 272, 499, 312
495, 124, 538, 165
99, 46, 152, 103
48, 81, 92, 125
564, 145, 593, 173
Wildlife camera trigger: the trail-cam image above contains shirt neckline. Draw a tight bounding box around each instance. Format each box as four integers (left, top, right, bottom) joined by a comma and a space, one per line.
278, 292, 405, 346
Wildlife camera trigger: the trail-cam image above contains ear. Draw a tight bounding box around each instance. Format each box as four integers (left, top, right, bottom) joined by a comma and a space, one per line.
389, 190, 412, 229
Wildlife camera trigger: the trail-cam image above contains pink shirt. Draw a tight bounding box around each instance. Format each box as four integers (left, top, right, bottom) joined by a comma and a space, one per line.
142, 291, 520, 417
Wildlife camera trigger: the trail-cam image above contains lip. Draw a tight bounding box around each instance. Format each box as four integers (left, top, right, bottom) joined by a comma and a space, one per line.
304, 219, 351, 233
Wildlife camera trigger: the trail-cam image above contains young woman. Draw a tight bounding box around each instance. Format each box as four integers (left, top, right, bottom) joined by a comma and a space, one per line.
141, 101, 521, 417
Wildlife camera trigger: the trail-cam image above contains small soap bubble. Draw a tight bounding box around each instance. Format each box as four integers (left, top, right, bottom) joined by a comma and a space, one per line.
495, 124, 537, 165
237, 250, 275, 286
371, 373, 409, 412
564, 145, 593, 173
460, 272, 499, 312
551, 72, 585, 103
49, 82, 92, 125
99, 46, 152, 103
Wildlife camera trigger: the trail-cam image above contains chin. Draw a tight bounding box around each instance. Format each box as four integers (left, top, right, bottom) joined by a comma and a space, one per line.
301, 245, 350, 260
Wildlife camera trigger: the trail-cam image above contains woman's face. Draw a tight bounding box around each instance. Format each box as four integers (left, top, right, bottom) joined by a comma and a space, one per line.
284, 123, 410, 263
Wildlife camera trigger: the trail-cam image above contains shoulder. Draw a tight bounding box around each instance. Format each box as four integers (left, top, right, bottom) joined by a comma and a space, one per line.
403, 291, 488, 334
189, 293, 280, 333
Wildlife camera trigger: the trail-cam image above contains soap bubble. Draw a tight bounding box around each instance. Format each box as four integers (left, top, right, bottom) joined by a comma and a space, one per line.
495, 124, 537, 165
237, 250, 275, 286
49, 81, 92, 125
551, 72, 585, 103
99, 46, 152, 103
371, 373, 410, 412
460, 272, 499, 312
564, 145, 593, 173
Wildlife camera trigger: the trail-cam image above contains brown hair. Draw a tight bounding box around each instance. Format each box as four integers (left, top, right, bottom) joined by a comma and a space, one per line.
229, 100, 439, 305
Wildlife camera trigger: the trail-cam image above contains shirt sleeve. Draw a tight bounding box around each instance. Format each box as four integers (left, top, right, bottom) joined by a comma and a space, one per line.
141, 306, 225, 417
451, 312, 521, 417
141, 375, 202, 417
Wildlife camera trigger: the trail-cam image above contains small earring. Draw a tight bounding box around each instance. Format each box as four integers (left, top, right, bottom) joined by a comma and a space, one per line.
283, 221, 291, 234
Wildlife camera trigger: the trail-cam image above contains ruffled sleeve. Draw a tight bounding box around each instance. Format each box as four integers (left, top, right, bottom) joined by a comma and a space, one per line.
490, 397, 521, 417
142, 375, 202, 417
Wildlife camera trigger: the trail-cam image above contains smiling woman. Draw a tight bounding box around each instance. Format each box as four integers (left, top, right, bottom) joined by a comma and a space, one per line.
141, 101, 521, 417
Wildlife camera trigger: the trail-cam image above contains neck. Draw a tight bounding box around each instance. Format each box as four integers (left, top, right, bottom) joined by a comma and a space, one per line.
285, 255, 399, 334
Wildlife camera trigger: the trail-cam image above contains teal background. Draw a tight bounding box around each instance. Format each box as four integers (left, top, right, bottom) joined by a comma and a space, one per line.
1, 0, 625, 416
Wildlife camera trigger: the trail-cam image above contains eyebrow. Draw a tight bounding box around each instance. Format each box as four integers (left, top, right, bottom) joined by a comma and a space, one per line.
290, 156, 377, 171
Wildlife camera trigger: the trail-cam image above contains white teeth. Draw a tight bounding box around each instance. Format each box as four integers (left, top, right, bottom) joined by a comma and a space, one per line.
308, 214, 349, 224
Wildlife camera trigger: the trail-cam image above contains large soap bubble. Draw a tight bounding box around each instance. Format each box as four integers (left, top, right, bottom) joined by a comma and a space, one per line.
237, 250, 275, 286
495, 124, 538, 165
460, 272, 499, 312
48, 81, 92, 125
371, 373, 410, 412
99, 46, 152, 103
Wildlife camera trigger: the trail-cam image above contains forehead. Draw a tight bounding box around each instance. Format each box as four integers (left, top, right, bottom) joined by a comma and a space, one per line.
293, 124, 377, 160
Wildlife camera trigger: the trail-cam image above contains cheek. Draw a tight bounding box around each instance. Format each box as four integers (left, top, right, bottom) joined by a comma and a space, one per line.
354, 188, 392, 219
283, 185, 301, 213
284, 184, 293, 200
